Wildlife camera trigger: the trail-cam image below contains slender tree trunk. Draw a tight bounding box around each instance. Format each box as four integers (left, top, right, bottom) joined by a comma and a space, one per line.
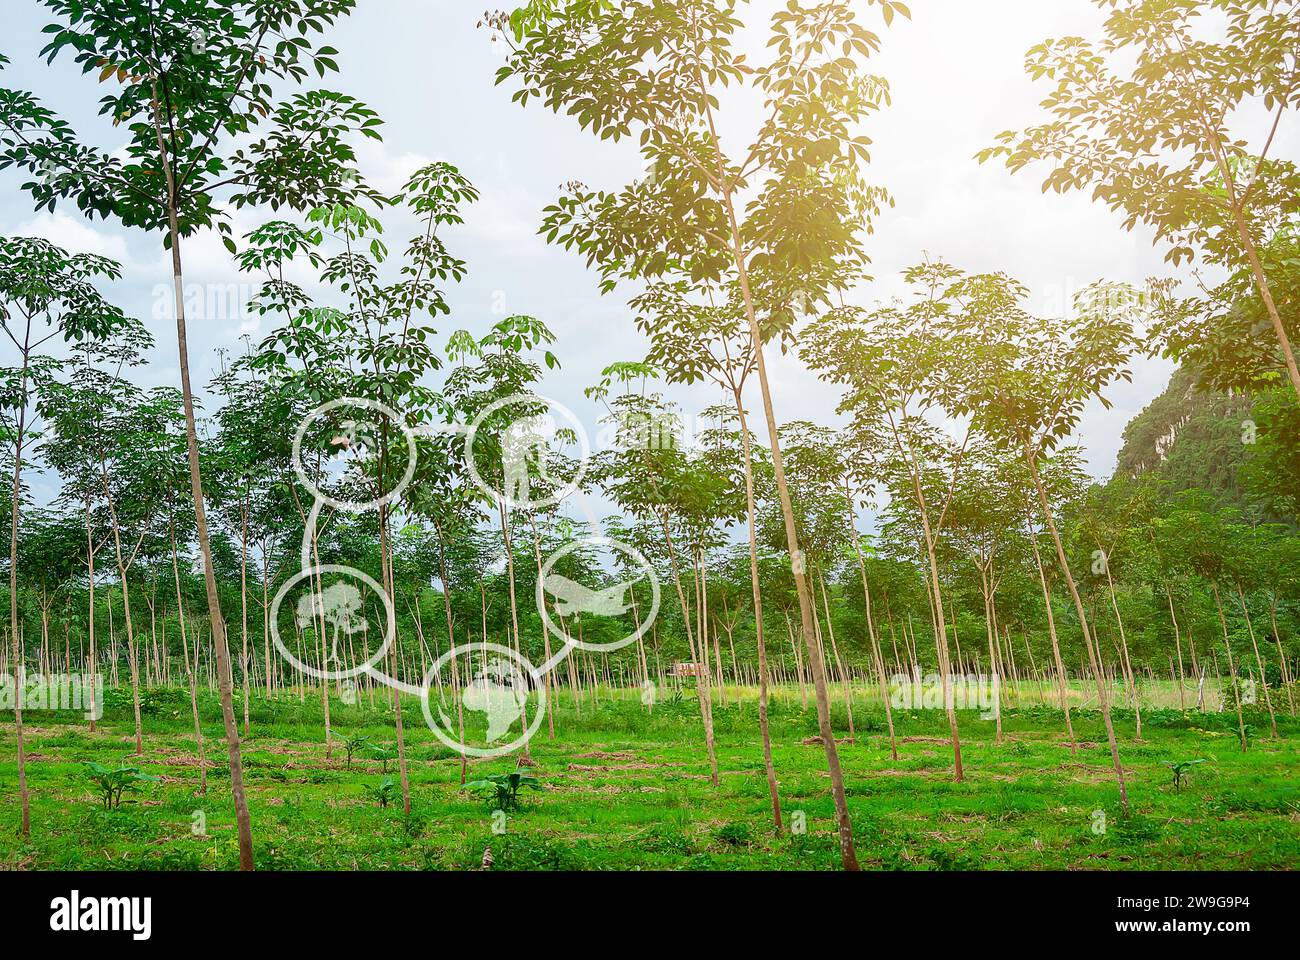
1103, 562, 1141, 740
979, 567, 1002, 744
1029, 504, 1079, 751
8, 373, 31, 836
908, 459, 964, 781
240, 497, 250, 736
734, 391, 782, 831
1267, 598, 1295, 716
262, 551, 273, 700
688, 49, 856, 863
654, 508, 719, 786
431, 516, 468, 785
84, 500, 98, 733
526, 512, 557, 739
1026, 445, 1127, 814
718, 191, 857, 869
1235, 585, 1278, 738
377, 504, 411, 814
1212, 588, 1248, 752
1210, 150, 1300, 403
173, 527, 207, 795
843, 492, 897, 762
1165, 585, 1187, 711
151, 91, 253, 869
496, 500, 530, 761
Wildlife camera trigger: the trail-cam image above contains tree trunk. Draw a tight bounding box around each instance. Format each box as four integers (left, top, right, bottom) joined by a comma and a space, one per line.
734, 391, 782, 832
654, 508, 720, 786
1103, 562, 1141, 740
1026, 447, 1127, 814
152, 90, 253, 869
8, 370, 31, 836
240, 496, 251, 736
1234, 586, 1277, 738
173, 527, 207, 795
843, 492, 897, 762
376, 504, 411, 814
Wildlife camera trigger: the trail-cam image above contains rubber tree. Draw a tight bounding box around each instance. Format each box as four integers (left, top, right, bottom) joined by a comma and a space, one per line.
587, 369, 722, 786
1073, 477, 1160, 739
496, 0, 912, 870
756, 422, 861, 743
0, 236, 128, 837
942, 439, 1033, 745
14, 510, 86, 680
1154, 497, 1250, 749
636, 284, 783, 829
209, 346, 300, 706
0, 0, 387, 871
1017, 447, 1090, 749
252, 165, 480, 812
803, 265, 976, 782
980, 0, 1300, 403
210, 348, 278, 734
943, 265, 1144, 815
444, 315, 562, 764
406, 423, 489, 785
97, 378, 176, 756
834, 431, 898, 761
39, 319, 153, 730
1223, 521, 1281, 737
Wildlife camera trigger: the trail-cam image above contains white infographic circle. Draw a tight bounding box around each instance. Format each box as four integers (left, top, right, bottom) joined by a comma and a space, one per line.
421, 642, 546, 758
292, 397, 417, 513
269, 564, 395, 682
464, 392, 590, 511
535, 536, 660, 653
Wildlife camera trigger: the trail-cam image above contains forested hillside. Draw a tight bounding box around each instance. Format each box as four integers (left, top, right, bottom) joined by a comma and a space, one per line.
1115, 365, 1299, 524
1115, 367, 1251, 503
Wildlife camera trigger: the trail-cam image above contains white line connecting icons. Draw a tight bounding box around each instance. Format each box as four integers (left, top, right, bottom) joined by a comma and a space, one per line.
270, 394, 659, 759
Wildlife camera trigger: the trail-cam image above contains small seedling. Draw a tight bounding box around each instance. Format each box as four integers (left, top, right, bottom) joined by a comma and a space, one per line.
331, 732, 371, 769
365, 776, 397, 808
82, 759, 160, 809
464, 770, 542, 811
1164, 758, 1207, 792
367, 742, 396, 773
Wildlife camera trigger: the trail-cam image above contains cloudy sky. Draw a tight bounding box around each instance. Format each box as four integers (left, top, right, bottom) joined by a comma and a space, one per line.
1, 0, 1205, 508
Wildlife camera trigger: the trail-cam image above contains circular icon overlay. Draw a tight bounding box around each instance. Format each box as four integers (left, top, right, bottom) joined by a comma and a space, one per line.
535, 536, 659, 653
269, 564, 395, 682
292, 397, 417, 514
464, 393, 589, 511
421, 643, 545, 758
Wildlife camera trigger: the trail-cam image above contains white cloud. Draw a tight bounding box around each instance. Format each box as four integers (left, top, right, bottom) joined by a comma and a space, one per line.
13, 210, 132, 262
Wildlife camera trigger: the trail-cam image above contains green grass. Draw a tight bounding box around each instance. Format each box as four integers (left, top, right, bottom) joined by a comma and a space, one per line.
2, 682, 1297, 870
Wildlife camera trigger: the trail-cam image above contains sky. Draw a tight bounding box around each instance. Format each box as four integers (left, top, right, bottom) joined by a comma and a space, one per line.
0, 0, 1200, 509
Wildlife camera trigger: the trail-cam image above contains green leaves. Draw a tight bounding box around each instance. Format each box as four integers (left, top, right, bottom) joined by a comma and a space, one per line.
982, 0, 1300, 278
908, 265, 1145, 457
0, 236, 129, 345
1, 1, 378, 240
81, 759, 159, 809
1164, 757, 1208, 791
365, 775, 398, 807
508, 0, 614, 42
501, 0, 890, 329
247, 167, 502, 518
330, 731, 371, 768
464, 769, 543, 810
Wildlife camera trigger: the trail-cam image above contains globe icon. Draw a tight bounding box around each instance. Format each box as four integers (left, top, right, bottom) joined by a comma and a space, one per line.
460, 657, 528, 743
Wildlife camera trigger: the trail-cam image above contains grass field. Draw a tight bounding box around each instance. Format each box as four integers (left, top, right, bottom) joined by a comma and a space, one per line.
2, 682, 1297, 871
